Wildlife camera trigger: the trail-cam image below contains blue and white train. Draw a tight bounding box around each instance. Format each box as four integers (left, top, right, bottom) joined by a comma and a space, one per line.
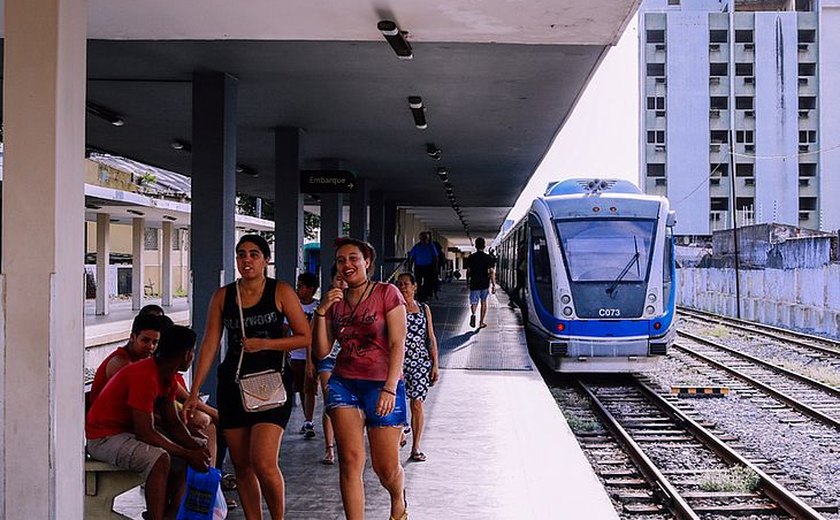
497, 178, 676, 372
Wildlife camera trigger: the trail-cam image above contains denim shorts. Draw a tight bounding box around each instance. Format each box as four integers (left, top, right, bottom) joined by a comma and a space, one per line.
469, 289, 489, 305
326, 375, 407, 428
316, 355, 336, 374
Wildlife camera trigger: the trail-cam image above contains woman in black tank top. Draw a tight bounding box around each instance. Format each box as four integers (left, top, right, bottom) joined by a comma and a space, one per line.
184, 235, 312, 520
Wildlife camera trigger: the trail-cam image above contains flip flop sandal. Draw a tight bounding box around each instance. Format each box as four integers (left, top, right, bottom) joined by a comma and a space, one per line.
322, 445, 336, 465
221, 473, 237, 491
409, 451, 426, 462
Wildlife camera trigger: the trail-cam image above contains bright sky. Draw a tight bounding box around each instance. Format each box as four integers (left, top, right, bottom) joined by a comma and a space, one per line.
506, 17, 639, 224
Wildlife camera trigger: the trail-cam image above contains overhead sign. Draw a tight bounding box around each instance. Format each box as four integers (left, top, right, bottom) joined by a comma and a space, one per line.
301, 169, 357, 194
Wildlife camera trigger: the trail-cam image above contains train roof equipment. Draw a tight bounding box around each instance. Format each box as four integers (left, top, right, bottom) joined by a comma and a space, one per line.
545, 178, 642, 197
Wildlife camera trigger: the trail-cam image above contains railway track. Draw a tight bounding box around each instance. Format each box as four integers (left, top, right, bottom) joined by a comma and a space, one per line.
675, 330, 840, 431
678, 307, 840, 362
565, 376, 830, 519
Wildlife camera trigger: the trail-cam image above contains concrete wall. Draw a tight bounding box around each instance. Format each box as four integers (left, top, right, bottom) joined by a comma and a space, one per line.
678, 265, 840, 336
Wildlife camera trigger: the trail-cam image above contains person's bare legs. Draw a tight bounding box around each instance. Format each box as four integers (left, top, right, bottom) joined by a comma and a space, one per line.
331, 407, 367, 520
249, 423, 285, 519
144, 453, 170, 520
368, 425, 407, 519
225, 427, 263, 519
303, 379, 316, 425
479, 298, 488, 327
163, 458, 187, 520
409, 399, 425, 456
319, 372, 336, 462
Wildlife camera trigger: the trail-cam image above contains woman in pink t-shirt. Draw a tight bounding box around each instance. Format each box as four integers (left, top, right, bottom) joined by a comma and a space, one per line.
312, 237, 408, 520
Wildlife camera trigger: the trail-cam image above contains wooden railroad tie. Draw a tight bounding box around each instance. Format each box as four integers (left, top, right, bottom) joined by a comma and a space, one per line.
670, 386, 730, 397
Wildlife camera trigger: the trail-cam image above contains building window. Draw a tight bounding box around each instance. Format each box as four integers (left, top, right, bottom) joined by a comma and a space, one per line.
646, 96, 665, 110
144, 228, 159, 251
800, 197, 817, 211
710, 197, 729, 211
799, 130, 817, 144
667, 0, 680, 5
710, 130, 729, 143
709, 29, 728, 43
735, 97, 754, 110
710, 97, 728, 109
647, 63, 665, 77
171, 228, 182, 250
799, 163, 817, 177
647, 164, 666, 177
736, 197, 754, 211
647, 130, 666, 144
799, 63, 816, 76
799, 97, 816, 110
736, 130, 754, 144
735, 63, 754, 76
735, 30, 754, 43
709, 63, 728, 76
798, 29, 816, 43
736, 164, 754, 177
646, 29, 665, 43
711, 163, 729, 176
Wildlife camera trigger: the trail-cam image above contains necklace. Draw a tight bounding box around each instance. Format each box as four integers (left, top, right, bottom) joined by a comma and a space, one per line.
340, 281, 374, 334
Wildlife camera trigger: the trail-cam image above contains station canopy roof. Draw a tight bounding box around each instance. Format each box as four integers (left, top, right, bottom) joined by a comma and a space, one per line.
0, 0, 639, 244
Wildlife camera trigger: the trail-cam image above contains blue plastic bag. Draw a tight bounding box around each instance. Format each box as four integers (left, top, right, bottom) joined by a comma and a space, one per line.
177, 467, 223, 520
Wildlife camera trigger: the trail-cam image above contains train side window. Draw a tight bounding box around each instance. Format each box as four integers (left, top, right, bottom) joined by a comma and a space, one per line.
529, 214, 554, 315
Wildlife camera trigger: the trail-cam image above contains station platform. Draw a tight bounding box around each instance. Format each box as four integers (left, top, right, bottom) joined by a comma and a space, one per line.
108, 282, 618, 519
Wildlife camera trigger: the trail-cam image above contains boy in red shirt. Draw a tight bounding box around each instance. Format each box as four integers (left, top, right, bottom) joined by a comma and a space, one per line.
86, 325, 211, 520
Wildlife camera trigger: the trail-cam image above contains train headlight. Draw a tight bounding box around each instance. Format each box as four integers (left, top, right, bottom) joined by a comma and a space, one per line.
563, 306, 573, 317
646, 305, 656, 315
561, 294, 571, 304
648, 293, 657, 302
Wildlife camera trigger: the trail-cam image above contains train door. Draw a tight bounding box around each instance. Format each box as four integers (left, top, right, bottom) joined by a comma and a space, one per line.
528, 213, 554, 317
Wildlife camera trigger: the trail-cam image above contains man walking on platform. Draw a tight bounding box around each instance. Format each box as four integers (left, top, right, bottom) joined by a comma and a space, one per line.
465, 237, 496, 329
408, 231, 440, 302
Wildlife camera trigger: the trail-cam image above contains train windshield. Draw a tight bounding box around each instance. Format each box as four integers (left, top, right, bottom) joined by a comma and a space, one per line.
555, 219, 656, 283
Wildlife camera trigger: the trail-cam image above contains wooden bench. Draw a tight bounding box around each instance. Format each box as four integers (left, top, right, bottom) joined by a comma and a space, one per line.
84, 458, 144, 520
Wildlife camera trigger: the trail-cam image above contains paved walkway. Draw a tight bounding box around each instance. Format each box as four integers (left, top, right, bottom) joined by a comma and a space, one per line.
109, 282, 618, 519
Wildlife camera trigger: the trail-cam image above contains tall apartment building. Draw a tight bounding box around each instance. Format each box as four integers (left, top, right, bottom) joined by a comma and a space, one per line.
639, 0, 840, 238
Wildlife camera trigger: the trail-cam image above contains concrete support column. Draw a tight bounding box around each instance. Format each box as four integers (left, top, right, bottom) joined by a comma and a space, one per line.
95, 213, 111, 315
384, 200, 397, 260
132, 217, 146, 311
319, 193, 344, 295
1, 0, 86, 516
191, 72, 237, 402
274, 127, 303, 284
368, 190, 385, 279
349, 177, 368, 241
161, 221, 173, 307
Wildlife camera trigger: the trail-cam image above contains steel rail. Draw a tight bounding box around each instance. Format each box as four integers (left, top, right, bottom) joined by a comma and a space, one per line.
578, 380, 700, 520
675, 339, 840, 432
678, 330, 840, 399
678, 307, 840, 357
633, 378, 826, 520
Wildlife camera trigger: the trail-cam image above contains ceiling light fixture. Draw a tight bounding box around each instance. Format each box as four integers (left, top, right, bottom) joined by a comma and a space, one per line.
377, 20, 413, 59
238, 165, 259, 178
162, 215, 177, 221
408, 96, 427, 129
86, 103, 124, 127
426, 143, 441, 160
170, 139, 191, 152
436, 167, 448, 180
85, 203, 102, 210
126, 209, 145, 216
